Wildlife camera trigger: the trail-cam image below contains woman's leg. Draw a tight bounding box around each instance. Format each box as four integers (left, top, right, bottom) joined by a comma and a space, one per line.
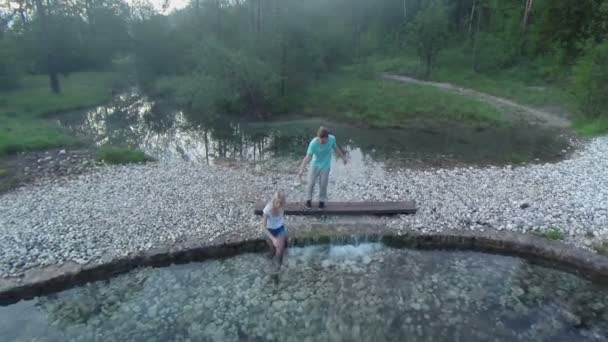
266, 237, 276, 258
275, 235, 287, 267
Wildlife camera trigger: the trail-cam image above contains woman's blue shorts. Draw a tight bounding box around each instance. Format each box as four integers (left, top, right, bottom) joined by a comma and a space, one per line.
268, 225, 286, 238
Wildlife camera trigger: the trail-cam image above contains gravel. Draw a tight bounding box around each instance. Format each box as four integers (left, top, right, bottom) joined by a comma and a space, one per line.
1, 136, 607, 277
0, 148, 100, 194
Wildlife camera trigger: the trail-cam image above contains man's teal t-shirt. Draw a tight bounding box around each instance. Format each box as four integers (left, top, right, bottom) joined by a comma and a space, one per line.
307, 135, 336, 170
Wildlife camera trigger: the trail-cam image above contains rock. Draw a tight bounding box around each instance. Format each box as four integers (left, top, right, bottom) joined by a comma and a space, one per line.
362, 256, 372, 265
1, 136, 608, 280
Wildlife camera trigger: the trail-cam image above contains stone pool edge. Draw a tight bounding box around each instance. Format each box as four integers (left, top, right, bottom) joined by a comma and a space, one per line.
2, 225, 608, 305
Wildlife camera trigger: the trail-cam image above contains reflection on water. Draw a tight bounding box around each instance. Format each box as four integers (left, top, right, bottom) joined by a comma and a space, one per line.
1, 244, 607, 341
59, 90, 572, 168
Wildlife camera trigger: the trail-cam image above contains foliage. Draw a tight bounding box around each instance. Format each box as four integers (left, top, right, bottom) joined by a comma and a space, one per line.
0, 40, 21, 90
408, 1, 449, 78
2, 0, 608, 140
574, 42, 608, 121
574, 117, 608, 136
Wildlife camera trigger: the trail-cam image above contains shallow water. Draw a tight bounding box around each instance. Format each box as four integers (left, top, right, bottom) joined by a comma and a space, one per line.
1, 244, 607, 341
58, 90, 572, 168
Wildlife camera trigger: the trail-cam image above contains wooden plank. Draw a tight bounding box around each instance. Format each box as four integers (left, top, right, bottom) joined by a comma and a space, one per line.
254, 201, 417, 216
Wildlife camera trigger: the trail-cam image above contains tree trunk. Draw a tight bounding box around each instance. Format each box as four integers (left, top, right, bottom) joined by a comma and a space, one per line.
34, 0, 60, 94
522, 0, 534, 32
468, 0, 477, 38
278, 0, 287, 96
472, 3, 481, 72
215, 0, 221, 35
425, 54, 432, 79
17, 0, 28, 26
256, 0, 261, 36
352, 3, 360, 61
520, 0, 534, 56
250, 0, 255, 33
280, 39, 286, 96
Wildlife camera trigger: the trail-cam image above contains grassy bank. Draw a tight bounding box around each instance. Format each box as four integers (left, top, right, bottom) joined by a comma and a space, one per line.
574, 118, 608, 136
0, 72, 120, 157
97, 146, 153, 165
281, 71, 503, 129
370, 52, 579, 114
367, 50, 608, 136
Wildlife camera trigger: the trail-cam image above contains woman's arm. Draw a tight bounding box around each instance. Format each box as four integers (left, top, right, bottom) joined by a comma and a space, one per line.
261, 215, 277, 243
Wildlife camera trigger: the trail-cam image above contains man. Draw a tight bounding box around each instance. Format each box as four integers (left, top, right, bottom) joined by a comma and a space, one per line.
297, 126, 347, 209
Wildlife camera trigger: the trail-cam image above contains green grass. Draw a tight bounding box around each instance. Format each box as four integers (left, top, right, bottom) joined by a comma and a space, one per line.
574, 117, 608, 136
0, 72, 120, 157
370, 52, 608, 135
541, 229, 564, 241
369, 52, 579, 117
281, 71, 503, 128
97, 146, 152, 165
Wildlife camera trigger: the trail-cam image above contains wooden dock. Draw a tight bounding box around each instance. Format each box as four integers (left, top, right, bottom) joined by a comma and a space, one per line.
254, 201, 417, 216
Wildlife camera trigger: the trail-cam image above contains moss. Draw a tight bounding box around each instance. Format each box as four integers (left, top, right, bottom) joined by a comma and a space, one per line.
542, 229, 564, 241
593, 242, 608, 256
96, 146, 153, 165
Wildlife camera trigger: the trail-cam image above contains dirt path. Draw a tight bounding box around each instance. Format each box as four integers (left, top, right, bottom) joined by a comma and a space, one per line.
383, 73, 571, 129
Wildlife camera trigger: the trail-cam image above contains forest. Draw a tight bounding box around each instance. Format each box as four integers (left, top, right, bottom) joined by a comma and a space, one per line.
1, 0, 608, 155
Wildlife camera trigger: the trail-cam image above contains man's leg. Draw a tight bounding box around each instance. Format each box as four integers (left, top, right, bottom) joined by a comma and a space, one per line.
307, 166, 320, 201
319, 168, 330, 203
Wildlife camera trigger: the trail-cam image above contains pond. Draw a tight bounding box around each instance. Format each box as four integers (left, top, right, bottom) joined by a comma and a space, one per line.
58, 90, 572, 169
1, 243, 607, 341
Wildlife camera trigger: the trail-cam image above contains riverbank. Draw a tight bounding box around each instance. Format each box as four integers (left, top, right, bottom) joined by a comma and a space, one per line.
0, 148, 101, 194
370, 53, 608, 135
0, 135, 606, 278
0, 72, 121, 157
278, 70, 504, 129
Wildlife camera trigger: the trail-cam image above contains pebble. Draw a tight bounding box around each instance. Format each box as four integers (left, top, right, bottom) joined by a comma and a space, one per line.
0, 137, 607, 276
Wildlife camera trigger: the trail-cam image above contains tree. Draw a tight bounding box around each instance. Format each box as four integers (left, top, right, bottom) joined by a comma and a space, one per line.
0, 39, 21, 90
34, 0, 60, 93
409, 1, 449, 78
521, 0, 534, 33
574, 41, 608, 120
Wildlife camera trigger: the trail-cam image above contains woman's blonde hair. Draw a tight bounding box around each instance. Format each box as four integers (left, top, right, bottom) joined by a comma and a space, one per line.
272, 191, 286, 209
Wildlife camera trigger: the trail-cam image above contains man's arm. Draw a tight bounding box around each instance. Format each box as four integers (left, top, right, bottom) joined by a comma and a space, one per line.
297, 154, 312, 179
334, 144, 348, 164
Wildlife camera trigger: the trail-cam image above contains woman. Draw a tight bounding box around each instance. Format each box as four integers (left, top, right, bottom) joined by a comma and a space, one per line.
261, 191, 288, 268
